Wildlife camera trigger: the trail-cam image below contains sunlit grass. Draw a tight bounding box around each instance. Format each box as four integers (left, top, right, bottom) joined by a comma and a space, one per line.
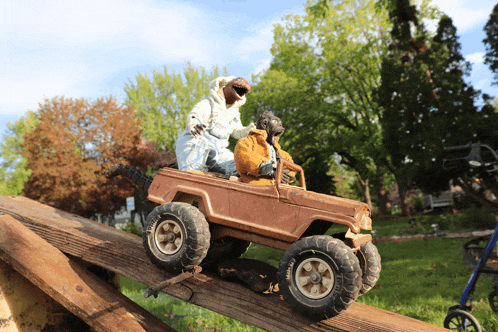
120, 276, 264, 332
357, 238, 497, 330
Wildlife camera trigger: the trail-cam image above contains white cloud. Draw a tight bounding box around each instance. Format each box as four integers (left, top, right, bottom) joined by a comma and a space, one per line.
252, 58, 271, 77
466, 52, 485, 65
0, 0, 306, 115
1, 0, 222, 65
431, 0, 495, 33
236, 25, 275, 58
0, 0, 245, 115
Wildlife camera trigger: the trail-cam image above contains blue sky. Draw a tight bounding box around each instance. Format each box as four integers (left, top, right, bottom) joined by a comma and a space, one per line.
1, 0, 498, 138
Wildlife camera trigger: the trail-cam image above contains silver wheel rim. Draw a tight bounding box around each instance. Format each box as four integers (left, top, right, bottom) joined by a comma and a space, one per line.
295, 257, 334, 299
155, 219, 183, 255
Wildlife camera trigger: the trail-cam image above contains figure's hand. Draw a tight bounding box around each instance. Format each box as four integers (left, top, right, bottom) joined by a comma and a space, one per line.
191, 124, 206, 137
281, 169, 296, 184
259, 161, 274, 177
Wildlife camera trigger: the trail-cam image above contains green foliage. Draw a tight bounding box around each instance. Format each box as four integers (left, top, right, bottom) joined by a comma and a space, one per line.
373, 206, 497, 237
243, 0, 392, 194
331, 162, 364, 201
125, 61, 229, 151
407, 193, 424, 213
378, 1, 498, 208
0, 111, 40, 195
120, 223, 143, 237
451, 206, 496, 230
484, 3, 498, 85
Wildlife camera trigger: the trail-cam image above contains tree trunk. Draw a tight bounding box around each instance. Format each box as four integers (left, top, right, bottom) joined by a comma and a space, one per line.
398, 186, 411, 217
356, 172, 373, 209
373, 172, 390, 216
364, 183, 372, 210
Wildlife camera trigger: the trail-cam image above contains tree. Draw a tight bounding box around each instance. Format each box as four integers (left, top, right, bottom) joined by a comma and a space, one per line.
484, 3, 498, 85
378, 0, 438, 215
21, 96, 165, 219
0, 111, 40, 195
378, 1, 498, 215
125, 61, 229, 151
242, 0, 391, 209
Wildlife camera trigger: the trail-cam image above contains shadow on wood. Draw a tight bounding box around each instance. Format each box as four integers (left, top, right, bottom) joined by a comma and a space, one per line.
0, 196, 449, 332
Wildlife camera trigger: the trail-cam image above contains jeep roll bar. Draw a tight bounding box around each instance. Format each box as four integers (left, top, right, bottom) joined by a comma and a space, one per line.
275, 158, 306, 191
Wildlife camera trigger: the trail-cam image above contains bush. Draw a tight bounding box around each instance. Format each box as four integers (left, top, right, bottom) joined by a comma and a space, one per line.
455, 205, 496, 230
121, 222, 143, 237
417, 206, 496, 232
418, 214, 446, 232
407, 194, 424, 213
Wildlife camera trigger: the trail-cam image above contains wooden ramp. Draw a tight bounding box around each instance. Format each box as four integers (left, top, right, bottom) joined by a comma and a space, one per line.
0, 196, 449, 332
0, 214, 175, 332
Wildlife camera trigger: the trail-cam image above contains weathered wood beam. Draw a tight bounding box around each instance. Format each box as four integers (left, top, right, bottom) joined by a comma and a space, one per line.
0, 214, 176, 332
0, 258, 89, 332
0, 196, 449, 332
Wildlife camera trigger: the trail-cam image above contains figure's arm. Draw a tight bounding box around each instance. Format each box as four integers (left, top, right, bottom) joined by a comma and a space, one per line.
234, 137, 265, 177
186, 100, 211, 135
231, 113, 256, 140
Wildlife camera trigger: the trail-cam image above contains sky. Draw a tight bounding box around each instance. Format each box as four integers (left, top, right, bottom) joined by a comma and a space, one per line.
1, 0, 498, 139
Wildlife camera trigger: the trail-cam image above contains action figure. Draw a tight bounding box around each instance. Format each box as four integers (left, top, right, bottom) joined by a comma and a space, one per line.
176, 76, 255, 177
234, 111, 295, 185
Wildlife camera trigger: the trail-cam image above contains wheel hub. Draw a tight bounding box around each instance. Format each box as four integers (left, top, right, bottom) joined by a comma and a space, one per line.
155, 219, 183, 255
310, 272, 321, 283
295, 257, 334, 299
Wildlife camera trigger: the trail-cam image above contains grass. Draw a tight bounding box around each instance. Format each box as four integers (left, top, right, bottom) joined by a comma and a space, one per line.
119, 211, 498, 331
120, 276, 264, 332
359, 238, 497, 330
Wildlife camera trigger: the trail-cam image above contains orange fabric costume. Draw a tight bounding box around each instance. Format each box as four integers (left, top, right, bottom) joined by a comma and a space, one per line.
234, 129, 294, 185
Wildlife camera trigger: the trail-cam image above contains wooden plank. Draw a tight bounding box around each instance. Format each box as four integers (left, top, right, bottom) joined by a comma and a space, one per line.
0, 214, 176, 332
0, 196, 449, 332
0, 259, 90, 332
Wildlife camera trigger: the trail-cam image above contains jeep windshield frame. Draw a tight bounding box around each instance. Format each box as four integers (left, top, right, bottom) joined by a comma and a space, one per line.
275, 158, 306, 191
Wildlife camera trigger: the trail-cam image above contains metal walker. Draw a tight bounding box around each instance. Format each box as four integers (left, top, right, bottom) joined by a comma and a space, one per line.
443, 143, 498, 331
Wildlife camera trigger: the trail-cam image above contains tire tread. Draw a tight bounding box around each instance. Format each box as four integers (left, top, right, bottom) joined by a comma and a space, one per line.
277, 235, 362, 319
143, 202, 210, 272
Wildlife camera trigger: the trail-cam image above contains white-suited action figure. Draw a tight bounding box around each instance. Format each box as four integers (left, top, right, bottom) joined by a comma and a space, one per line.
175, 76, 255, 177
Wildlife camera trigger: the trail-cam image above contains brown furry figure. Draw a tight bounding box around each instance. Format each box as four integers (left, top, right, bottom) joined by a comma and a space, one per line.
234, 112, 295, 185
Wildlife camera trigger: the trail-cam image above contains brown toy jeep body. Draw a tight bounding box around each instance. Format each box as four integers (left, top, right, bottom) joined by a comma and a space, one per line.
106, 158, 379, 319
147, 158, 372, 252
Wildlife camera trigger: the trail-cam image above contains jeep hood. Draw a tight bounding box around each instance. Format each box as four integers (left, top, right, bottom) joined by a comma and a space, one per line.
282, 188, 369, 219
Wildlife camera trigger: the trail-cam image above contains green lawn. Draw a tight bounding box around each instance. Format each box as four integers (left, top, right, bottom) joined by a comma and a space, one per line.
120, 276, 264, 332
120, 213, 498, 331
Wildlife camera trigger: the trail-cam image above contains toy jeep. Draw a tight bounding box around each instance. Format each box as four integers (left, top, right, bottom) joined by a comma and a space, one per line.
106, 159, 380, 319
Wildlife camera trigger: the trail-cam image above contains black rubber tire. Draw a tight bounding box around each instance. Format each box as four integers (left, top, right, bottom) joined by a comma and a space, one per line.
444, 310, 482, 332
201, 237, 251, 267
143, 202, 210, 273
357, 241, 381, 296
277, 235, 362, 319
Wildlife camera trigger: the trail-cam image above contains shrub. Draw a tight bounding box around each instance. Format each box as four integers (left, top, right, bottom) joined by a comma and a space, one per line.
456, 205, 496, 230
407, 194, 424, 213
121, 222, 143, 237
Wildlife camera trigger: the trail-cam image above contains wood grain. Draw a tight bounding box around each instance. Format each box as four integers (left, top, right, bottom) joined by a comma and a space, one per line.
0, 196, 449, 331
0, 214, 176, 332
